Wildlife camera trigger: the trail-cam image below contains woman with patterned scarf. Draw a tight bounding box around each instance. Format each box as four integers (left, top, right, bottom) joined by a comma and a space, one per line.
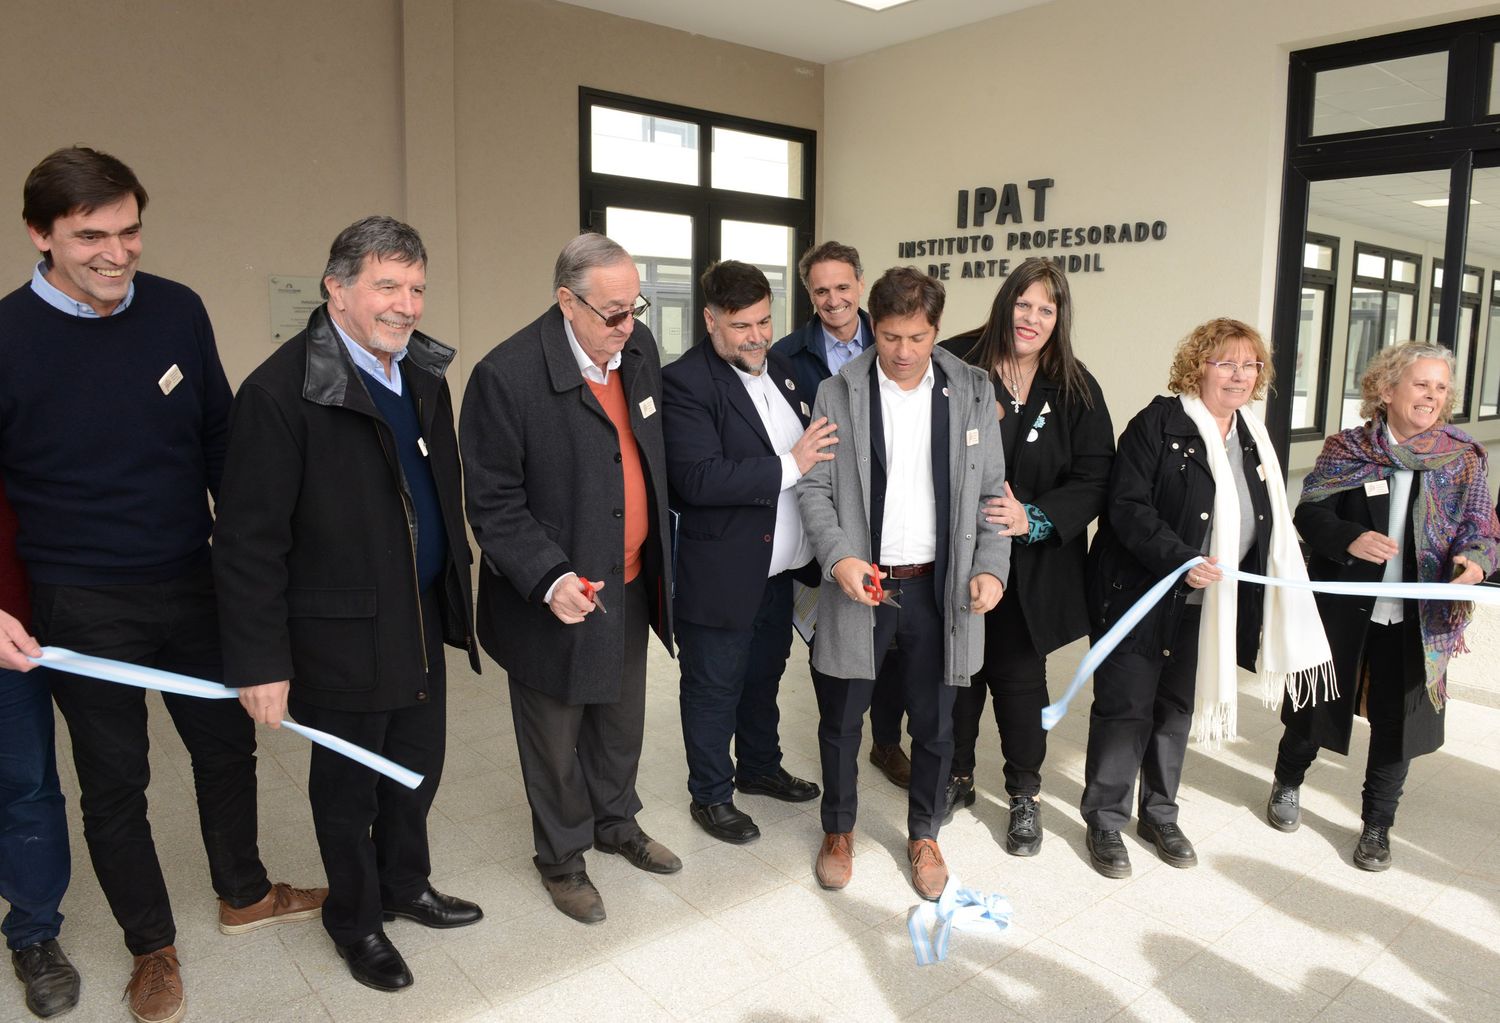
1268, 341, 1500, 871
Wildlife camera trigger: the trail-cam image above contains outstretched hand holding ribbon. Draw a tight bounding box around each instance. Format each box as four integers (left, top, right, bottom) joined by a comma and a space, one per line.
33, 647, 424, 789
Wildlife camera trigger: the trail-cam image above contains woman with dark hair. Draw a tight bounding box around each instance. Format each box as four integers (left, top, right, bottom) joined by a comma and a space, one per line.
1268, 341, 1499, 870
939, 260, 1114, 855
1079, 319, 1331, 879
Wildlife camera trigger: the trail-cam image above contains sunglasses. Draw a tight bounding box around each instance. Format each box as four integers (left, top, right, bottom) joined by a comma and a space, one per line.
570, 291, 651, 328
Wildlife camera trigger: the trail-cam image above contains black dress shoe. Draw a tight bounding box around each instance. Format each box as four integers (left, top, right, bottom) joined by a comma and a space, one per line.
382, 886, 483, 928
1354, 823, 1391, 872
1006, 796, 1042, 857
1086, 826, 1131, 879
336, 932, 412, 992
940, 774, 975, 824
691, 800, 760, 843
11, 938, 80, 1018
735, 767, 820, 803
595, 831, 682, 874
1266, 781, 1301, 833
1137, 819, 1197, 868
542, 871, 606, 924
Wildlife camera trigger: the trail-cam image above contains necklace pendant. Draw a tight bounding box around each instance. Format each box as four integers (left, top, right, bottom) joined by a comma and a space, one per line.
1009, 398, 1023, 414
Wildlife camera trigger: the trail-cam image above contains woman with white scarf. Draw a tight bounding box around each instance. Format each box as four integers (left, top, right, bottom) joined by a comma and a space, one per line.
1078, 318, 1331, 879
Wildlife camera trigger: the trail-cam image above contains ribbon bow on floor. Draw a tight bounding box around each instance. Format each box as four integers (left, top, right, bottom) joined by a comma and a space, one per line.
907, 876, 1013, 965
33, 647, 424, 790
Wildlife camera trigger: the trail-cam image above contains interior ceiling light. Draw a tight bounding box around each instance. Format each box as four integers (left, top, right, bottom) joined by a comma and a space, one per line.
1412, 197, 1481, 207
837, 0, 918, 10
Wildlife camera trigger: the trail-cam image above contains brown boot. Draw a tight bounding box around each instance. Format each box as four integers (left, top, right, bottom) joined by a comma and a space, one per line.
218, 881, 328, 934
125, 945, 185, 1023
868, 742, 911, 788
815, 832, 854, 890
908, 838, 948, 901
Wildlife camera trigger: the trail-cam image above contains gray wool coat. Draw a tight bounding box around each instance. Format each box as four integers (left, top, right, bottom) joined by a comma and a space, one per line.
796, 345, 1009, 685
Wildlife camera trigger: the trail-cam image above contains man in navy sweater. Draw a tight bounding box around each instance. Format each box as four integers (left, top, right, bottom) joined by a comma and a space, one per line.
0, 147, 325, 1023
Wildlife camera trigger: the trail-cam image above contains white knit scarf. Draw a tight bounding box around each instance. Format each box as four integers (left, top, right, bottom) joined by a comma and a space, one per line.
1179, 395, 1334, 745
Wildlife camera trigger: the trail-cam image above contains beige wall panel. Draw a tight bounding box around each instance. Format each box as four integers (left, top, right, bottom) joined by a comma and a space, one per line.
0, 1, 409, 387
823, 0, 1500, 468
451, 0, 823, 367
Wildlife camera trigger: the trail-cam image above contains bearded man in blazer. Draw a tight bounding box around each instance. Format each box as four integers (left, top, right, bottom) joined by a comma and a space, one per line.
662, 260, 835, 844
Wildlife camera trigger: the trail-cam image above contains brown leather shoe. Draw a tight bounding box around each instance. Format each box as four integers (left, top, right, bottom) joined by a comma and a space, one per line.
125, 945, 185, 1023
218, 881, 328, 934
868, 742, 911, 788
908, 838, 948, 901
815, 832, 854, 890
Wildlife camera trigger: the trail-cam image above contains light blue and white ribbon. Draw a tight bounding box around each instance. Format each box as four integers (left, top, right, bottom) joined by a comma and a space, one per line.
34, 647, 424, 790
1042, 557, 1500, 730
907, 876, 1013, 965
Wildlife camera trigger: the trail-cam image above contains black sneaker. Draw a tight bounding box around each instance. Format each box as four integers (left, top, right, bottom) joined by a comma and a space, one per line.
1005, 796, 1042, 856
1266, 781, 1300, 833
1353, 823, 1391, 872
940, 774, 975, 824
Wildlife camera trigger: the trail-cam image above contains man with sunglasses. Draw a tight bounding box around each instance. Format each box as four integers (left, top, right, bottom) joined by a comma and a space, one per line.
461, 233, 680, 925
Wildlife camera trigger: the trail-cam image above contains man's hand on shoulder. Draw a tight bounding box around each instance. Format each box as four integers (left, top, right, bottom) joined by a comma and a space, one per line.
239, 680, 290, 727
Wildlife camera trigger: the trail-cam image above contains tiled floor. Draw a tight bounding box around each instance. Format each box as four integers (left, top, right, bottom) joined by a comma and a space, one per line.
5, 636, 1500, 1022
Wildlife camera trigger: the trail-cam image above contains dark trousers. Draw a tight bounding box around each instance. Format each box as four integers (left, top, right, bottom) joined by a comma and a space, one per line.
290, 588, 447, 946
869, 660, 906, 747
510, 577, 648, 878
676, 571, 793, 806
812, 574, 955, 839
1080, 606, 1200, 832
1274, 621, 1411, 828
32, 564, 270, 955
0, 667, 69, 950
951, 592, 1048, 797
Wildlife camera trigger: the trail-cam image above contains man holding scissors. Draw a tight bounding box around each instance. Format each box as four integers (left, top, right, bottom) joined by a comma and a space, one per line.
461, 233, 679, 925
663, 261, 832, 844
796, 267, 1008, 900
215, 216, 482, 992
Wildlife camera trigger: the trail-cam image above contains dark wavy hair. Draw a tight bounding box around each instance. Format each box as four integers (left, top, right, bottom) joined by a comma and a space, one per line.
955, 259, 1093, 409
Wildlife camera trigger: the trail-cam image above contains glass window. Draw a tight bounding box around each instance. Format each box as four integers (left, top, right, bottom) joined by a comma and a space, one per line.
603, 207, 694, 358
590, 106, 700, 186
712, 128, 804, 199
1481, 277, 1500, 417
1312, 51, 1448, 136
1428, 261, 1483, 418
720, 221, 797, 340
1290, 233, 1338, 435
1343, 243, 1422, 429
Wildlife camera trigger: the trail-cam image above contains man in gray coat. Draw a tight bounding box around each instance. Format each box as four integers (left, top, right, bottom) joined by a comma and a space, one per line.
460, 234, 679, 926
797, 266, 1008, 901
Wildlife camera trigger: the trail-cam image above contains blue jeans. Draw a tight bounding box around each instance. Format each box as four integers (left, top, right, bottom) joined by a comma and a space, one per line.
0, 666, 69, 950
676, 572, 795, 806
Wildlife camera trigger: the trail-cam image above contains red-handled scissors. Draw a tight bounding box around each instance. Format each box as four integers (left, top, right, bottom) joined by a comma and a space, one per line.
580, 577, 608, 614
864, 564, 900, 608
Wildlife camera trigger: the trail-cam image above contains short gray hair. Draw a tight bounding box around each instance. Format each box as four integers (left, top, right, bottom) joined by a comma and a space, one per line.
321, 216, 427, 299
1359, 340, 1457, 422
553, 233, 633, 297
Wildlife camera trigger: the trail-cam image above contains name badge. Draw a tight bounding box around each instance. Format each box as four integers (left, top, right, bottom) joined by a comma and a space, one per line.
1365, 479, 1389, 497
965, 428, 979, 446
417, 438, 429, 457
1256, 464, 1266, 482
639, 397, 657, 418
158, 364, 183, 396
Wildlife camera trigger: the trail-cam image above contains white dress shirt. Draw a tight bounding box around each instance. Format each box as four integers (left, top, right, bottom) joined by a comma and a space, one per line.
563, 316, 623, 384
876, 359, 937, 565
1371, 426, 1414, 626
732, 365, 813, 575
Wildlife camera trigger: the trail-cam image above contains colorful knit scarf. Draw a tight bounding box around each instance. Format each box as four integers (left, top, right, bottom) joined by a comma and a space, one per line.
1299, 418, 1500, 708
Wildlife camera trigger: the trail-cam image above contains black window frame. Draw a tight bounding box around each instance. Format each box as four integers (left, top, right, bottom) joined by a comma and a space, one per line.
1269, 15, 1500, 459
1427, 259, 1485, 421
1290, 231, 1339, 441
578, 88, 817, 353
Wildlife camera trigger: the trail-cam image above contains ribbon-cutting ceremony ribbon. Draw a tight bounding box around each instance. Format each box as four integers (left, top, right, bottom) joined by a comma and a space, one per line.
33, 647, 425, 790
907, 875, 1013, 966
1042, 557, 1500, 731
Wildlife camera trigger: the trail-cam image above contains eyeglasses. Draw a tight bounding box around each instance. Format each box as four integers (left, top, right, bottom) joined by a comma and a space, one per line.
570, 291, 651, 328
1205, 359, 1264, 376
